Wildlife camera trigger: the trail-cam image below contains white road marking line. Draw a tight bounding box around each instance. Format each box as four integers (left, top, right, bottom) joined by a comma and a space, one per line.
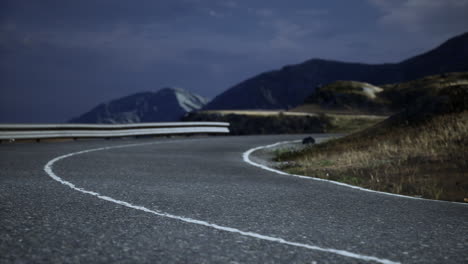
243, 140, 468, 205
44, 139, 400, 264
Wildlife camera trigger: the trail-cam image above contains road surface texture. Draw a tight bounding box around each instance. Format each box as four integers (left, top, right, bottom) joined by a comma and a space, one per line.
1, 135, 467, 263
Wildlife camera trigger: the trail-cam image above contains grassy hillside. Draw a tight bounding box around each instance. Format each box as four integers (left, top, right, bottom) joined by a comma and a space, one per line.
303, 72, 468, 115
275, 76, 468, 202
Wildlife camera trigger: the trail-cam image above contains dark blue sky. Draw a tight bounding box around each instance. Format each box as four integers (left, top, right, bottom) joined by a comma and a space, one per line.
1, 0, 468, 122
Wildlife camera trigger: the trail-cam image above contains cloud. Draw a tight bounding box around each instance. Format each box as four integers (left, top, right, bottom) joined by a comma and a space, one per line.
223, 1, 238, 8
295, 9, 329, 16
1, 0, 235, 28
3, 0, 465, 122
208, 9, 224, 18
369, 0, 468, 34
266, 20, 313, 50
255, 8, 274, 17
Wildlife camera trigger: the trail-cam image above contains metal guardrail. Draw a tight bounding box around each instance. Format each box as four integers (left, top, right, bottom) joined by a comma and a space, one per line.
0, 122, 230, 142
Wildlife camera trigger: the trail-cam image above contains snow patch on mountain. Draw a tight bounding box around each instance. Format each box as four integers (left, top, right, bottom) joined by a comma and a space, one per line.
69, 87, 208, 123
172, 87, 209, 112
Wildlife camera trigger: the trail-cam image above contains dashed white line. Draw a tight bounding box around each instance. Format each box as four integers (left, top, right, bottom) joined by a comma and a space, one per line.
44, 139, 400, 264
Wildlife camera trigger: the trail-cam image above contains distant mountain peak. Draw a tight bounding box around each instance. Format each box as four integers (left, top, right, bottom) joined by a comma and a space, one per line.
203, 32, 468, 111
69, 87, 208, 123
158, 86, 183, 93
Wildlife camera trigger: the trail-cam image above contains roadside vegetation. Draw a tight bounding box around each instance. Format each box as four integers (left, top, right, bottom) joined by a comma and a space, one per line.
183, 112, 327, 135
275, 73, 468, 202
183, 111, 384, 135
321, 114, 386, 133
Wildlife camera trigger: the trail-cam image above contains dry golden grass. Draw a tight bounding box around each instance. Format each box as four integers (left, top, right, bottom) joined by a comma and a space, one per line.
324, 114, 387, 133
289, 104, 388, 116
277, 111, 468, 202
277, 75, 468, 202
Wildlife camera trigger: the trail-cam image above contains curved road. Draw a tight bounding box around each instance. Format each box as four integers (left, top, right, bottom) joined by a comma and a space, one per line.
1, 135, 467, 263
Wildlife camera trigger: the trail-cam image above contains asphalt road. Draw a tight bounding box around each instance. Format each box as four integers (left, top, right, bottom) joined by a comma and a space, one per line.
1, 135, 467, 263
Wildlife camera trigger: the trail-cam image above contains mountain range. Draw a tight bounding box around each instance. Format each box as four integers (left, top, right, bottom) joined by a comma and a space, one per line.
69, 87, 207, 123
203, 32, 468, 110
70, 32, 468, 124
